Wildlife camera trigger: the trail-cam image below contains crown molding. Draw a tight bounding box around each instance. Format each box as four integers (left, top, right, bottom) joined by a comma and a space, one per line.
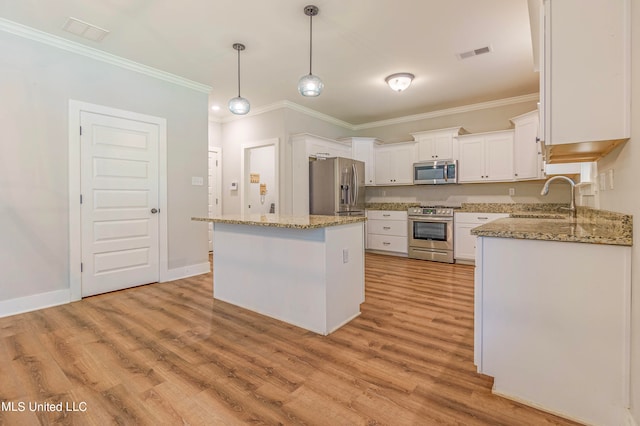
0, 18, 211, 94
352, 93, 540, 130
215, 94, 539, 131
220, 100, 353, 130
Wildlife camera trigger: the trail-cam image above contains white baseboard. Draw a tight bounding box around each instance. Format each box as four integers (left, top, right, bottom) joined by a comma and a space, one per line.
625, 410, 639, 426
0, 289, 71, 318
163, 262, 211, 282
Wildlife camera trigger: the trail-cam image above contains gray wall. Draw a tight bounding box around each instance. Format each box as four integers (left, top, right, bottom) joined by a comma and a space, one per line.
0, 31, 209, 302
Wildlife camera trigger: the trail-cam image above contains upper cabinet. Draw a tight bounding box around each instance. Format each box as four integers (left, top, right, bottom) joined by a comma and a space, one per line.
411, 127, 467, 162
539, 0, 630, 163
458, 131, 514, 183
374, 142, 416, 185
306, 137, 352, 159
344, 137, 382, 186
511, 110, 544, 180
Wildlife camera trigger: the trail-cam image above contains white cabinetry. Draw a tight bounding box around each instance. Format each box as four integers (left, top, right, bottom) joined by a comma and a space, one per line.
411, 127, 466, 162
475, 236, 631, 425
457, 131, 514, 183
290, 133, 352, 215
366, 210, 408, 255
540, 0, 630, 162
454, 213, 508, 263
306, 137, 352, 159
511, 111, 544, 180
345, 137, 382, 186
374, 142, 416, 185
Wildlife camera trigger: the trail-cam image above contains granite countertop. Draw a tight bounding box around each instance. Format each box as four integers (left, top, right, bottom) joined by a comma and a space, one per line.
192, 214, 366, 229
365, 202, 419, 211
470, 206, 632, 246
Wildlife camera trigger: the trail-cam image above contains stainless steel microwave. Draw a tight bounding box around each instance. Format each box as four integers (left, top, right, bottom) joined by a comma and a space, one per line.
413, 160, 457, 184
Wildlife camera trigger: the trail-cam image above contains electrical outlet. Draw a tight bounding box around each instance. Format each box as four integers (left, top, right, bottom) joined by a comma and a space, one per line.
608, 169, 614, 190
342, 248, 349, 264
509, 188, 515, 196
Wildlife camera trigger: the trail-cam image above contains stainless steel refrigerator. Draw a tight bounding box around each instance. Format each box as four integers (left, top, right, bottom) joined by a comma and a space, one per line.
309, 157, 365, 216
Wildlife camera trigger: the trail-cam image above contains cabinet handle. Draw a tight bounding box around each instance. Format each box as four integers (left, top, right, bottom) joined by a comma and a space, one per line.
383, 226, 391, 230
383, 214, 391, 217
478, 217, 489, 220
383, 242, 391, 245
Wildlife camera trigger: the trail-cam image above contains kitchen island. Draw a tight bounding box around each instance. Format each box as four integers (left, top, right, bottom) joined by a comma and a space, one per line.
192, 214, 366, 335
471, 208, 632, 425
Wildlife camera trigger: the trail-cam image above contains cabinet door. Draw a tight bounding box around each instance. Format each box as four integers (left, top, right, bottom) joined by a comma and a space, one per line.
374, 144, 415, 185
543, 0, 630, 146
390, 145, 415, 184
454, 223, 477, 261
484, 133, 514, 182
416, 134, 453, 161
374, 149, 393, 184
352, 140, 375, 185
513, 113, 541, 180
458, 137, 485, 182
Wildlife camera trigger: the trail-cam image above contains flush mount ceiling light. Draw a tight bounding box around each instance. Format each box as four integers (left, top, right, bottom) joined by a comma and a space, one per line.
298, 5, 324, 97
385, 73, 415, 92
228, 43, 250, 115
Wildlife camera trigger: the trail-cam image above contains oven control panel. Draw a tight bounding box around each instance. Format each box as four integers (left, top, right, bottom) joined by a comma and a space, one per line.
408, 206, 454, 217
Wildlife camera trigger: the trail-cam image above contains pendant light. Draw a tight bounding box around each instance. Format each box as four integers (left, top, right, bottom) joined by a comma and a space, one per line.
298, 5, 323, 97
228, 43, 250, 115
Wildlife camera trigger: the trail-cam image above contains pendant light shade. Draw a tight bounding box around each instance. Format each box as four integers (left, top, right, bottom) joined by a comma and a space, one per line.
229, 43, 250, 115
298, 5, 323, 97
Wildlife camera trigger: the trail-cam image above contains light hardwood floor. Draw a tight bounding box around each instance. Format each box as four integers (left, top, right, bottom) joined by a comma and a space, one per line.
0, 253, 582, 425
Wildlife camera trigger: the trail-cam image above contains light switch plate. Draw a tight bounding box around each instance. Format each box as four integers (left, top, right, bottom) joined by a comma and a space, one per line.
191, 176, 204, 186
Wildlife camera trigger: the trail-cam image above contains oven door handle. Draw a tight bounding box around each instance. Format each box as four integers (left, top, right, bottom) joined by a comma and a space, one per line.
409, 217, 453, 223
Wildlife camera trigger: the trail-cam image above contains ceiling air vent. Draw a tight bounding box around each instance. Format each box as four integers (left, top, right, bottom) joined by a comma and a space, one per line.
62, 17, 110, 42
457, 46, 492, 60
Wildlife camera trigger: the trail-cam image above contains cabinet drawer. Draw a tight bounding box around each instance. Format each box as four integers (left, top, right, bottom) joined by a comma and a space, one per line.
367, 210, 408, 221
367, 219, 408, 237
367, 234, 408, 253
455, 212, 509, 224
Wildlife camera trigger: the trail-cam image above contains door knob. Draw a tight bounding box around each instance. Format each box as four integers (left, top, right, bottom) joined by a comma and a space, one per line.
151, 208, 159, 214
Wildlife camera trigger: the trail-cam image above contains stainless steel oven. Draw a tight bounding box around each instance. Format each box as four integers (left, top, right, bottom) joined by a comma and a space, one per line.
407, 206, 454, 263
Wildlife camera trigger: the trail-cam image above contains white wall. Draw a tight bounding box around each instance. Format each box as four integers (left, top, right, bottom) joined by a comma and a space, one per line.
597, 2, 640, 421
209, 120, 222, 149
0, 31, 209, 303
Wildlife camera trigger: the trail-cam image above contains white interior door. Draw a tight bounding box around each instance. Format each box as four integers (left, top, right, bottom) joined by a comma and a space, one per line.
208, 149, 221, 251
80, 111, 160, 297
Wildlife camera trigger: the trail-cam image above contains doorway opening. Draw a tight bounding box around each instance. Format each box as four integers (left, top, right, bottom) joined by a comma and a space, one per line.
241, 139, 279, 215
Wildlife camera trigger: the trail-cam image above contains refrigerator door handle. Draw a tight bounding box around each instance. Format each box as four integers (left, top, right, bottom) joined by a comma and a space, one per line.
352, 163, 358, 205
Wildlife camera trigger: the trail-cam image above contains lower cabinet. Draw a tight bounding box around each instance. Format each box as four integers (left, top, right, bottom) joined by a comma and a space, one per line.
366, 210, 408, 255
454, 212, 509, 263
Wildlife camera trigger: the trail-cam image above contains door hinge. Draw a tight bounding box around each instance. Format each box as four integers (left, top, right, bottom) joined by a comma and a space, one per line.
216, 160, 218, 167
80, 194, 83, 204
216, 198, 218, 205
80, 126, 82, 136
81, 263, 83, 272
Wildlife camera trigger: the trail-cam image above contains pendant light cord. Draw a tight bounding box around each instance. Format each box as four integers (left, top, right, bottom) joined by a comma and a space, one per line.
308, 13, 313, 75
237, 47, 241, 97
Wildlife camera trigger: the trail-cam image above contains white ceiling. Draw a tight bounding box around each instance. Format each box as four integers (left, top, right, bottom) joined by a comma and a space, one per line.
0, 0, 538, 125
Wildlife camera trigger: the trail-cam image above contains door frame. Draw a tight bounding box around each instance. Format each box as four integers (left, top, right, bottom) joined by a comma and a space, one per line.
68, 100, 168, 301
240, 138, 279, 215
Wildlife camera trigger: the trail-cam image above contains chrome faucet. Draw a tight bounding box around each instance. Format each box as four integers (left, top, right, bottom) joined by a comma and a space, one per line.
540, 176, 577, 219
